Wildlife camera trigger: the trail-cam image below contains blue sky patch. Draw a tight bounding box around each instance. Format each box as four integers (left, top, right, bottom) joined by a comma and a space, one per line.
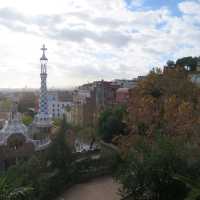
124, 0, 183, 16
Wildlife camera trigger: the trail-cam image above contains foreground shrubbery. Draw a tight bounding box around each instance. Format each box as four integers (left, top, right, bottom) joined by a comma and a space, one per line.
5, 117, 73, 200
1, 117, 119, 200
0, 174, 33, 200
115, 135, 200, 200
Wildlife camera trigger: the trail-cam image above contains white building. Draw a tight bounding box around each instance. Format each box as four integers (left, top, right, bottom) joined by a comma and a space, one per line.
189, 57, 200, 86
48, 91, 72, 119
112, 79, 138, 89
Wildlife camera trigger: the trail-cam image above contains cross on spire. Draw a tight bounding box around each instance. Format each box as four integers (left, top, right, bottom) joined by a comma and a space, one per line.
40, 44, 48, 61
41, 44, 47, 52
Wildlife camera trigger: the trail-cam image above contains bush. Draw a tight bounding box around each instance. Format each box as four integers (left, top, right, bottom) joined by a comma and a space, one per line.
22, 115, 33, 126
115, 135, 200, 200
98, 106, 128, 142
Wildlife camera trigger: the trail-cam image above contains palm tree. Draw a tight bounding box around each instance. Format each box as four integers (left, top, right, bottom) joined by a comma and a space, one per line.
0, 175, 33, 200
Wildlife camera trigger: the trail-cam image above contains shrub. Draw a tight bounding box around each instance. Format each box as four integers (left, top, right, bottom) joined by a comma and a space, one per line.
98, 106, 128, 142
115, 135, 200, 200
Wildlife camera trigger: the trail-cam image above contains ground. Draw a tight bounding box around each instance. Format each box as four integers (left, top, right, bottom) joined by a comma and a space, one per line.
58, 176, 121, 200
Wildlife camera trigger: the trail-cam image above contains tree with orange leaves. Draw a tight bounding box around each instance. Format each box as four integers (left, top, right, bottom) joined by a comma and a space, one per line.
128, 68, 200, 137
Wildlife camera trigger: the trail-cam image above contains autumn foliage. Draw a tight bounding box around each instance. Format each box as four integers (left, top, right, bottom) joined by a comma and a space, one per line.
128, 69, 200, 137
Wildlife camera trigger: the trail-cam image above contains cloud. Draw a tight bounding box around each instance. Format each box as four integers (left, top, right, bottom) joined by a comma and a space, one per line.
178, 1, 200, 15
48, 28, 131, 47
0, 0, 198, 88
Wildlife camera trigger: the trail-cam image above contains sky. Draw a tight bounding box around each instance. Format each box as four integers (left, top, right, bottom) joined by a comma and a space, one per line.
0, 0, 199, 88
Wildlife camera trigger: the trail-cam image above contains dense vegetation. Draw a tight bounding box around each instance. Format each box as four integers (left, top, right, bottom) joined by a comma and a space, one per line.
115, 68, 200, 200
98, 105, 128, 142
116, 135, 200, 200
0, 175, 33, 200
128, 69, 200, 137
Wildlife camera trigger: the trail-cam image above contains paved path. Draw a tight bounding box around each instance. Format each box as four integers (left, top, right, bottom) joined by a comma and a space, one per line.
59, 176, 121, 200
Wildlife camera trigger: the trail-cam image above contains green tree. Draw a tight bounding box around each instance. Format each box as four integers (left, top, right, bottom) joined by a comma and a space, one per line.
176, 56, 198, 71
22, 115, 33, 126
98, 106, 127, 142
0, 99, 12, 112
47, 115, 72, 170
115, 135, 194, 200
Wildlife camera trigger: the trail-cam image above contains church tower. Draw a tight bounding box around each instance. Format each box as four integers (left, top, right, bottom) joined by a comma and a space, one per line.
33, 45, 52, 134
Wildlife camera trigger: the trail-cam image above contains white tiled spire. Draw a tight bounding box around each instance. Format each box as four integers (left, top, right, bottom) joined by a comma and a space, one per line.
34, 44, 52, 128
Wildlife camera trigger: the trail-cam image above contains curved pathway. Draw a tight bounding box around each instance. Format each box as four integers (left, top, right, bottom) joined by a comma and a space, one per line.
59, 176, 121, 200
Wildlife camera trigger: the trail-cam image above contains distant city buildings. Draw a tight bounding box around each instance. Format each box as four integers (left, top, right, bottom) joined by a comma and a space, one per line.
112, 79, 138, 89
65, 77, 142, 127
48, 91, 72, 119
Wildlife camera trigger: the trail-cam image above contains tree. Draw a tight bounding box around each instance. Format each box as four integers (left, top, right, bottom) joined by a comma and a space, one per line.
128, 69, 200, 138
115, 135, 200, 200
98, 106, 128, 142
166, 60, 175, 67
22, 115, 33, 126
47, 115, 72, 170
0, 99, 12, 112
116, 66, 200, 200
176, 57, 198, 71
18, 92, 36, 113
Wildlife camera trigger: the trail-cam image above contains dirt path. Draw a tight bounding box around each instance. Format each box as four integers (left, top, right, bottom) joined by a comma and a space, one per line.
59, 176, 121, 200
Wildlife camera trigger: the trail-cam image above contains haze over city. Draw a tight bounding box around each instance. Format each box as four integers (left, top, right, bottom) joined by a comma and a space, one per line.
0, 0, 199, 88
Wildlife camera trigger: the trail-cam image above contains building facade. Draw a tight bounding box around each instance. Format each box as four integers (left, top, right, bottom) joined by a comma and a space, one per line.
67, 80, 120, 127
48, 91, 72, 119
116, 88, 130, 104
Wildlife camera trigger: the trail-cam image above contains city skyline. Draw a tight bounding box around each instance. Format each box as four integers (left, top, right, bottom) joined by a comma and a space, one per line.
0, 0, 199, 88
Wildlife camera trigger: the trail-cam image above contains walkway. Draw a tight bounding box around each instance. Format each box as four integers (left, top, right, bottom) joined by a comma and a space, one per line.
59, 176, 121, 200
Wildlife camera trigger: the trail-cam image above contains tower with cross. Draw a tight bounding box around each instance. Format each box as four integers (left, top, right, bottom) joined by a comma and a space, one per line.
33, 44, 52, 135
39, 44, 48, 115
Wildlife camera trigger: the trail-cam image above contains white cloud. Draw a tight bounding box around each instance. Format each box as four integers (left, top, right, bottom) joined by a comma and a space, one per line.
178, 1, 200, 15
0, 0, 198, 88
